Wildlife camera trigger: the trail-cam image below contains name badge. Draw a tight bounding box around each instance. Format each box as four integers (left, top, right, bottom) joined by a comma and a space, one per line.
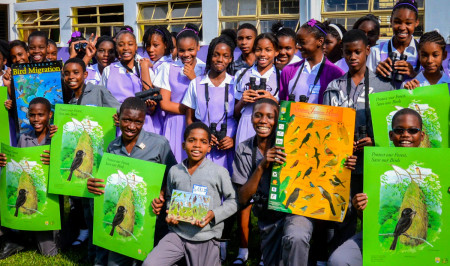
193, 184, 207, 196
309, 85, 321, 95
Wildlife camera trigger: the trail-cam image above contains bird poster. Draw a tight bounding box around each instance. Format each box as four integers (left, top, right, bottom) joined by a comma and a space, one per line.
267, 101, 355, 222
167, 190, 211, 223
363, 147, 450, 265
369, 84, 449, 148
11, 61, 64, 136
0, 144, 61, 230
93, 152, 166, 261
49, 104, 116, 197
0, 86, 10, 145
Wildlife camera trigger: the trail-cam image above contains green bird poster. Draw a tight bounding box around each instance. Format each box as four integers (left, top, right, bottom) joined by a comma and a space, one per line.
369, 84, 449, 148
363, 147, 450, 265
93, 153, 166, 261
0, 86, 10, 145
0, 144, 61, 230
49, 104, 116, 197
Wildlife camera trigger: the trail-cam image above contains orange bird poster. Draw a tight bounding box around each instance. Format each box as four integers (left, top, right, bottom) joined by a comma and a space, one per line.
268, 101, 355, 222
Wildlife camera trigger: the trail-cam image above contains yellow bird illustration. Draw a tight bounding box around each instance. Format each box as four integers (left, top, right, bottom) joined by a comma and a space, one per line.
337, 122, 349, 145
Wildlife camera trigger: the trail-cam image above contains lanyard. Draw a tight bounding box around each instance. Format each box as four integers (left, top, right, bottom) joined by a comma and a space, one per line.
204, 82, 229, 126
289, 57, 325, 97
387, 39, 421, 73
121, 60, 152, 89
346, 68, 372, 137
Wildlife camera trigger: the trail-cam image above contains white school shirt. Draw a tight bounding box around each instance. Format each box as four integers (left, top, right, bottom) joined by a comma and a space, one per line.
85, 64, 102, 85
367, 36, 419, 73
182, 72, 234, 120
100, 55, 150, 87
401, 71, 450, 88
153, 58, 206, 91
150, 55, 173, 80
234, 64, 278, 101
288, 54, 302, 65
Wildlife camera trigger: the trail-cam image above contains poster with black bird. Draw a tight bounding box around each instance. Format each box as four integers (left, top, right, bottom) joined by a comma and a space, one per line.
363, 147, 450, 265
369, 84, 449, 148
0, 144, 61, 230
268, 101, 355, 222
11, 61, 65, 136
93, 153, 166, 261
49, 104, 116, 197
0, 86, 10, 145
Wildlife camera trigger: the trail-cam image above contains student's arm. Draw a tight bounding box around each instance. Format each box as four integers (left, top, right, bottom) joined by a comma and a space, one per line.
352, 193, 367, 219
139, 58, 154, 90
49, 125, 58, 138
40, 150, 50, 165
185, 108, 195, 125
403, 79, 420, 90
82, 34, 98, 67
209, 168, 238, 225
0, 153, 7, 167
159, 88, 186, 115
2, 68, 12, 97
394, 60, 418, 79
376, 57, 393, 78
4, 100, 12, 110
234, 91, 259, 119
344, 155, 357, 171
181, 80, 197, 125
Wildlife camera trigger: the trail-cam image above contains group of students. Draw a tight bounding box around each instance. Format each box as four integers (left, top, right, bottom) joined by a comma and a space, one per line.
0, 0, 448, 265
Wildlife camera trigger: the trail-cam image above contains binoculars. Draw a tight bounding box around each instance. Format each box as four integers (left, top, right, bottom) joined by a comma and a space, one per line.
210, 123, 227, 142
248, 77, 267, 94
354, 125, 367, 141
74, 42, 88, 51
288, 94, 309, 103
135, 87, 163, 102
388, 52, 408, 82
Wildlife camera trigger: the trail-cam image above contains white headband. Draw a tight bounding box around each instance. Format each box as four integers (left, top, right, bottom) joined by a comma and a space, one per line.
329, 24, 343, 39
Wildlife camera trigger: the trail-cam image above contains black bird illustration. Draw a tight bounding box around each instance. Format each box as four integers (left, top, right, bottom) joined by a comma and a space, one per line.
318, 186, 336, 216
15, 189, 28, 217
299, 133, 311, 149
312, 147, 321, 168
303, 167, 313, 179
110, 206, 127, 236
390, 208, 416, 250
68, 150, 85, 181
285, 188, 301, 209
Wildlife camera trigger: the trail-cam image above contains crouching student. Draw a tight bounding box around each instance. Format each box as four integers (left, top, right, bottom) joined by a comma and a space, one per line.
328, 108, 424, 266
87, 97, 177, 265
144, 122, 238, 266
0, 97, 57, 259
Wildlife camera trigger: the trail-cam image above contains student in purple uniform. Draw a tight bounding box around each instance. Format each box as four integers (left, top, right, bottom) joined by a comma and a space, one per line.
182, 32, 237, 173
271, 22, 301, 71
234, 33, 280, 147
323, 21, 348, 72
153, 23, 206, 162
101, 30, 161, 135
84, 36, 117, 86
279, 19, 345, 104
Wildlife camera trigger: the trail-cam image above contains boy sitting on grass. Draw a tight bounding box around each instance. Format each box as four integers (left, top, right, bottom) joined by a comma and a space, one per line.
144, 122, 238, 266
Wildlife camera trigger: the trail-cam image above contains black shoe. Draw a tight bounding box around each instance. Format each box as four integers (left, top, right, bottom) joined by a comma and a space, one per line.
0, 242, 24, 260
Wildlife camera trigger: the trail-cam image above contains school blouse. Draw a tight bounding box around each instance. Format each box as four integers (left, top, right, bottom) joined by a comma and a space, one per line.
335, 58, 349, 73
401, 71, 450, 89
367, 36, 420, 74
85, 63, 102, 85
289, 54, 302, 65
150, 55, 172, 81
279, 57, 345, 104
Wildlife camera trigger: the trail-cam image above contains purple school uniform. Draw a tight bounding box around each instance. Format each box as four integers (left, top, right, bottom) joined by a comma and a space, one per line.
106, 62, 162, 134
150, 56, 173, 135
235, 66, 279, 146
193, 75, 237, 172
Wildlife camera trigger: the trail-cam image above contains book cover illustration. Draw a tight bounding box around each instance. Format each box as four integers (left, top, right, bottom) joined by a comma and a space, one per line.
167, 190, 211, 223
268, 101, 355, 222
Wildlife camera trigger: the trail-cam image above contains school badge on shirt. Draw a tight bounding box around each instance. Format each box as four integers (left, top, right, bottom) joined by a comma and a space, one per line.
193, 184, 208, 196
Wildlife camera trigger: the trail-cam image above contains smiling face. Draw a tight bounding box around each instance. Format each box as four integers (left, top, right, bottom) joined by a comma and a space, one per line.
29, 36, 47, 63
11, 46, 29, 64
96, 41, 116, 69
210, 42, 232, 74
63, 62, 87, 92
343, 40, 370, 73
324, 34, 341, 63
252, 102, 278, 139
419, 42, 446, 75
116, 33, 137, 63
46, 44, 58, 61
389, 114, 424, 147
177, 37, 199, 65
276, 35, 297, 67
182, 128, 211, 163
391, 8, 419, 45
237, 28, 256, 55
28, 103, 52, 134
254, 38, 278, 70
146, 33, 167, 62
296, 27, 323, 60
357, 20, 379, 47
119, 109, 145, 143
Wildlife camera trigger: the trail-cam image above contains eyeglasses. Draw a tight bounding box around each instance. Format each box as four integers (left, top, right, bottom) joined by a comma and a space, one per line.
392, 128, 421, 135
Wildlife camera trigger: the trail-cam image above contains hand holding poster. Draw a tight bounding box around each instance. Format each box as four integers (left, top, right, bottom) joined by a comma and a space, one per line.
0, 144, 61, 230
49, 104, 116, 197
93, 153, 166, 261
369, 84, 449, 148
0, 86, 10, 144
363, 147, 450, 265
167, 190, 211, 223
268, 101, 355, 222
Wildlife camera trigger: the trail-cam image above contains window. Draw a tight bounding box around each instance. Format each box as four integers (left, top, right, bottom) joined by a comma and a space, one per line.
219, 0, 300, 34
137, 1, 202, 40
71, 5, 124, 38
321, 0, 425, 38
15, 10, 60, 42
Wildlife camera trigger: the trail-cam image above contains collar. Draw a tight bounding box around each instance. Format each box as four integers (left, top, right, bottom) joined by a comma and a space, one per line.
303, 55, 325, 73
389, 36, 417, 55
181, 157, 209, 174
86, 64, 99, 72
416, 71, 450, 84
24, 129, 51, 145
174, 58, 206, 75
288, 54, 302, 65
199, 71, 233, 87
338, 69, 375, 84
250, 64, 276, 79
241, 136, 258, 155
114, 131, 148, 152
151, 55, 172, 65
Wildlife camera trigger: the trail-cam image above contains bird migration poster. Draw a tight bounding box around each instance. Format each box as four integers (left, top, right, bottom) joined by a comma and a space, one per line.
363, 147, 450, 265
0, 144, 61, 230
369, 84, 449, 148
0, 86, 10, 144
11, 61, 64, 135
93, 153, 166, 261
268, 101, 355, 222
167, 190, 211, 223
49, 104, 116, 198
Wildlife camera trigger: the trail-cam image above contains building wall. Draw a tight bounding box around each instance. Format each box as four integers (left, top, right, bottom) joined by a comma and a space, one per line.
425, 0, 450, 41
